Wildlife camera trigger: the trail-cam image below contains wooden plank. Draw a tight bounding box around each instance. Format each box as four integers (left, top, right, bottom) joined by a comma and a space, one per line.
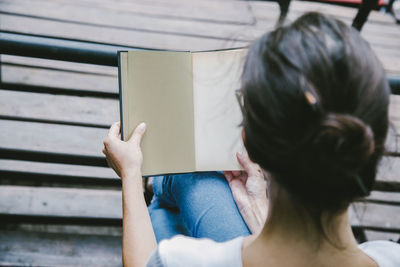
1, 65, 118, 94
0, 14, 247, 51
364, 230, 400, 241
0, 0, 258, 42
377, 157, 400, 184
0, 90, 119, 126
0, 230, 122, 266
47, 0, 255, 24
4, 223, 122, 236
0, 160, 117, 179
1, 55, 117, 76
352, 201, 400, 230
390, 95, 400, 125
0, 185, 121, 218
0, 169, 121, 189
368, 191, 400, 202
0, 120, 106, 156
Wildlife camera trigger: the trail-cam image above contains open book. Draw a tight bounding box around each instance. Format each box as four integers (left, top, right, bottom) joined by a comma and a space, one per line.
118, 48, 247, 176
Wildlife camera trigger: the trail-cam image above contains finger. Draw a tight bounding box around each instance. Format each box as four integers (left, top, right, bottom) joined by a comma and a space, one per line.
223, 171, 233, 182
107, 122, 121, 139
236, 151, 249, 170
228, 179, 250, 208
129, 122, 146, 145
237, 151, 258, 175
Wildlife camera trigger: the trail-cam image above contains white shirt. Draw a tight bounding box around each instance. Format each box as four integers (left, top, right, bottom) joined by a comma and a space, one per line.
146, 235, 400, 267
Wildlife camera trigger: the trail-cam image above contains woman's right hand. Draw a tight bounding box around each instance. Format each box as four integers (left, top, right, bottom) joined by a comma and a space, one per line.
224, 152, 268, 235
102, 122, 146, 179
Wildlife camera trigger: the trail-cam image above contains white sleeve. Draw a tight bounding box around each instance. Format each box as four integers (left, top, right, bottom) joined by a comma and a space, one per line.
359, 240, 400, 267
146, 235, 244, 267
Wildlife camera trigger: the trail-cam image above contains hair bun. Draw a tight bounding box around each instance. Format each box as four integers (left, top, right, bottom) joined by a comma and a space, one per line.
291, 113, 376, 208
316, 114, 374, 162
308, 113, 375, 179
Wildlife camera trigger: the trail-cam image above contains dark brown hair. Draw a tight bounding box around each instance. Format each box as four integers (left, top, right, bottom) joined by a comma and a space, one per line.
240, 13, 390, 215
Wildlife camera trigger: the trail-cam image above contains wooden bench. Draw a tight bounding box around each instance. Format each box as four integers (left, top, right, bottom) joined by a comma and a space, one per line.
0, 0, 399, 265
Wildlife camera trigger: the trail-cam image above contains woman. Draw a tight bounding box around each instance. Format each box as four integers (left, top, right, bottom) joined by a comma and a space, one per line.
103, 12, 400, 266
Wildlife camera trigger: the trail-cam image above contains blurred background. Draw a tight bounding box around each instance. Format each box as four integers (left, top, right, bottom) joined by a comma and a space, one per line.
0, 0, 399, 265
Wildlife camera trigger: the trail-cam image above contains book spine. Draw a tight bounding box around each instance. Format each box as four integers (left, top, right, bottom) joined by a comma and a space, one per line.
117, 51, 124, 140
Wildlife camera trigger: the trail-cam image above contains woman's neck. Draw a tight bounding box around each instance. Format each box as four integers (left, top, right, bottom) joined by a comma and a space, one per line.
242, 180, 374, 267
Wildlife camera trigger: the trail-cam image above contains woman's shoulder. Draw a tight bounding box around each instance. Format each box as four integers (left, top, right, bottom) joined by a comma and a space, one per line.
359, 240, 400, 267
146, 235, 244, 267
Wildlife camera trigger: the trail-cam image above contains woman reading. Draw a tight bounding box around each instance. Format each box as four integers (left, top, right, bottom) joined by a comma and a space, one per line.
103, 12, 400, 267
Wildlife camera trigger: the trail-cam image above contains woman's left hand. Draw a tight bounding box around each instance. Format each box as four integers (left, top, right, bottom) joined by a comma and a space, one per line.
224, 152, 269, 235
102, 122, 146, 178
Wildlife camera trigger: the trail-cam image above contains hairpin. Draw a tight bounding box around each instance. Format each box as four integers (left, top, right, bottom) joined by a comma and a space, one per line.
304, 91, 318, 111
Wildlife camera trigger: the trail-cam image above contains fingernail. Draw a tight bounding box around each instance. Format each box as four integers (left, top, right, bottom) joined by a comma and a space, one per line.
138, 122, 146, 129
237, 151, 243, 158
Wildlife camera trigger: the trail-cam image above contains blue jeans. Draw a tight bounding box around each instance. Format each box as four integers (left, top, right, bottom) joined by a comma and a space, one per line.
148, 172, 251, 243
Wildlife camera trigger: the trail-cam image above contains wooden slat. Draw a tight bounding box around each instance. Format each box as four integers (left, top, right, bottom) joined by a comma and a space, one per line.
364, 230, 400, 242
367, 191, 400, 202
0, 0, 258, 42
0, 14, 247, 51
0, 120, 106, 156
0, 185, 121, 218
352, 202, 400, 232
48, 0, 255, 24
0, 90, 119, 126
1, 65, 118, 94
0, 230, 122, 266
4, 223, 122, 236
390, 95, 400, 124
1, 55, 117, 76
377, 156, 400, 185
0, 169, 121, 189
0, 158, 119, 188
0, 159, 117, 179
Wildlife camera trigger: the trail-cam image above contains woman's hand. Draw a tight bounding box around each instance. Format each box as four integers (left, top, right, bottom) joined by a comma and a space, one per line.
224, 152, 268, 235
102, 122, 146, 179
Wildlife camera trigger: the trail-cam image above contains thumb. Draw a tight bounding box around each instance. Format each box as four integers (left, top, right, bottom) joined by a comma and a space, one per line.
129, 122, 147, 145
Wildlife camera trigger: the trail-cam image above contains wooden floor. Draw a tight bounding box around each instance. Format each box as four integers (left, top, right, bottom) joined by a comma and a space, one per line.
0, 0, 399, 265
